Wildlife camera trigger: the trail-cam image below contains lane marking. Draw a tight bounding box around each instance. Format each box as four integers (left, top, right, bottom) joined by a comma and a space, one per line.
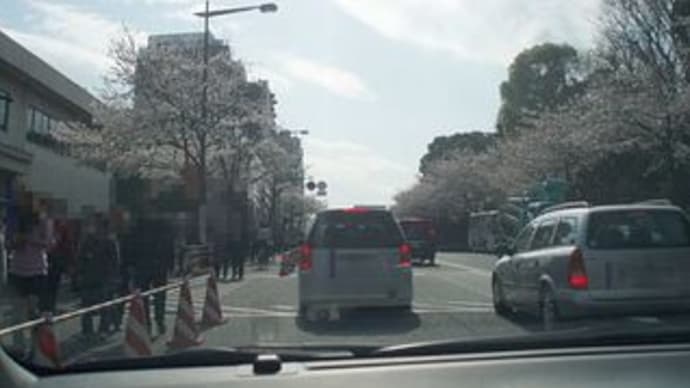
436, 259, 492, 278
419, 267, 492, 299
271, 305, 297, 311
627, 316, 661, 324
447, 300, 493, 307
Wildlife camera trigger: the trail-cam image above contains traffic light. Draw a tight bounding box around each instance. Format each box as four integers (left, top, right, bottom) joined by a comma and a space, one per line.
306, 181, 316, 191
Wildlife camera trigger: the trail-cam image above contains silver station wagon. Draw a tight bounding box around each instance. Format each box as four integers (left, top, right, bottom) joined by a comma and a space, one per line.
492, 201, 690, 328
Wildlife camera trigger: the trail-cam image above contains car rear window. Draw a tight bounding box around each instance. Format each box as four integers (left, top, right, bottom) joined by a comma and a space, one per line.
309, 210, 403, 248
400, 221, 432, 240
587, 209, 690, 249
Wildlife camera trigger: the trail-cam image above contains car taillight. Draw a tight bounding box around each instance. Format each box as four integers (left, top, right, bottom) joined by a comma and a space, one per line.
568, 248, 588, 289
299, 243, 313, 272
399, 243, 412, 268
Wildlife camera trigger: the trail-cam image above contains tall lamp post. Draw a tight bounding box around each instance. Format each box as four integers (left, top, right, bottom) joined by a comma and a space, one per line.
192, 1, 277, 243
672, 0, 690, 80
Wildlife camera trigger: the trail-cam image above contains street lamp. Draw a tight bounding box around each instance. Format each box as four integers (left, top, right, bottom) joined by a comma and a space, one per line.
192, 1, 277, 243
284, 129, 309, 136
672, 0, 690, 80
193, 0, 278, 134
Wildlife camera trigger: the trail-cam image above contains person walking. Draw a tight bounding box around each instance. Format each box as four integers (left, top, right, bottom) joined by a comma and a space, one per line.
255, 224, 271, 270
211, 227, 230, 281
122, 215, 174, 336
101, 218, 121, 332
231, 222, 250, 281
6, 201, 51, 351
76, 215, 117, 339
110, 217, 128, 332
229, 238, 244, 281
44, 217, 74, 314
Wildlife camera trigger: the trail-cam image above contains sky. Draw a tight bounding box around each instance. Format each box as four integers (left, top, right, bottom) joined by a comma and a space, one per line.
0, 0, 601, 207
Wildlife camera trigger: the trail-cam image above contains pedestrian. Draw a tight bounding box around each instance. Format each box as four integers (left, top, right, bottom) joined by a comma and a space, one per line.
231, 223, 250, 281
76, 215, 117, 339
44, 216, 74, 314
110, 216, 129, 332
100, 217, 121, 332
230, 239, 245, 281
210, 226, 230, 281
255, 224, 271, 270
6, 200, 51, 350
122, 214, 174, 336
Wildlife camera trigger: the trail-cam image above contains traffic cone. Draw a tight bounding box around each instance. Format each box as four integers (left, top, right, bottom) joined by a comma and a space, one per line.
200, 270, 227, 328
124, 291, 152, 357
167, 279, 204, 349
32, 314, 61, 369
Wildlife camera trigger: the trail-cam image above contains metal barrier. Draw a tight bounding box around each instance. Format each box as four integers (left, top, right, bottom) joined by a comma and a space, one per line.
182, 244, 212, 275
0, 274, 206, 338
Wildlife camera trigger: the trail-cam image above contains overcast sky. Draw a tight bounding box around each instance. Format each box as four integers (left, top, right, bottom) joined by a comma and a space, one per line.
0, 0, 601, 207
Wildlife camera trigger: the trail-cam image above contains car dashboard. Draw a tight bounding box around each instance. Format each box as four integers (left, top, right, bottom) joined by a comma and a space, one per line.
3, 342, 690, 388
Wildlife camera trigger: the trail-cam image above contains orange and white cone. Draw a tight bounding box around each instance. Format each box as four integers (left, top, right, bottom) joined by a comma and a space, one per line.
167, 279, 204, 349
200, 270, 227, 328
32, 314, 61, 369
124, 291, 152, 357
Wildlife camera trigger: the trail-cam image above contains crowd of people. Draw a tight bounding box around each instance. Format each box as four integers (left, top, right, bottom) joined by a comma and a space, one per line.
1, 190, 287, 353
210, 223, 275, 282
2, 191, 176, 349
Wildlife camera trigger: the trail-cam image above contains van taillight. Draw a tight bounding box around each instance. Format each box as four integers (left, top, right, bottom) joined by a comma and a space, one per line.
568, 248, 589, 289
399, 243, 412, 268
299, 244, 313, 271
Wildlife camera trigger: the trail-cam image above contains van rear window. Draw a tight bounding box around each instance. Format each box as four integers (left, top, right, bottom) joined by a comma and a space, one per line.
400, 222, 432, 240
309, 211, 403, 248
587, 210, 690, 249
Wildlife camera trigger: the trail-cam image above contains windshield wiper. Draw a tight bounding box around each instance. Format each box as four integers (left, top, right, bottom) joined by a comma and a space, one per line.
373, 326, 690, 358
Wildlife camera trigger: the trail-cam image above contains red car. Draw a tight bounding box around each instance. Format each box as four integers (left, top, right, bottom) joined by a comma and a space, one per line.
399, 218, 437, 266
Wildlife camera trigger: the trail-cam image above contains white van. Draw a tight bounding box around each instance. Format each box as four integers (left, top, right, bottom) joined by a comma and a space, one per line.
297, 208, 413, 316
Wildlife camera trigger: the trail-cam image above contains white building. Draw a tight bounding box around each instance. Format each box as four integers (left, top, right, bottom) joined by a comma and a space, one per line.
0, 29, 112, 218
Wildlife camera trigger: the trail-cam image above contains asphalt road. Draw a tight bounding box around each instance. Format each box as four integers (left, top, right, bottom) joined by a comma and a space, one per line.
70, 252, 531, 362
6, 252, 690, 366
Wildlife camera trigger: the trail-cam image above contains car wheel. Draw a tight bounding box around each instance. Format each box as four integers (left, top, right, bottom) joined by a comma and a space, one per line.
539, 286, 559, 331
492, 277, 510, 316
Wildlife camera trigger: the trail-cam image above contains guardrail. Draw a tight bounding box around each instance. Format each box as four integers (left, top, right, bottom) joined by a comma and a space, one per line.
0, 274, 205, 338
181, 245, 212, 275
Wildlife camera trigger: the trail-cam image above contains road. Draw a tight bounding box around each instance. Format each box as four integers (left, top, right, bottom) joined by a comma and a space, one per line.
5, 252, 690, 365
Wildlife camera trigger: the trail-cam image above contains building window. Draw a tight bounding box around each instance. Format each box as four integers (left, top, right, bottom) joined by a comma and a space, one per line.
0, 90, 10, 132
27, 106, 65, 152
28, 107, 55, 135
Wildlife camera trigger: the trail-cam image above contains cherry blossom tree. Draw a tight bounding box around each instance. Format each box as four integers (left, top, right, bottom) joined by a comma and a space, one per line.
58, 30, 277, 242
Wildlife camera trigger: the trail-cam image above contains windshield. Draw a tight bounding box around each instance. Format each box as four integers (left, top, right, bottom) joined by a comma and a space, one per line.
5, 0, 690, 372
